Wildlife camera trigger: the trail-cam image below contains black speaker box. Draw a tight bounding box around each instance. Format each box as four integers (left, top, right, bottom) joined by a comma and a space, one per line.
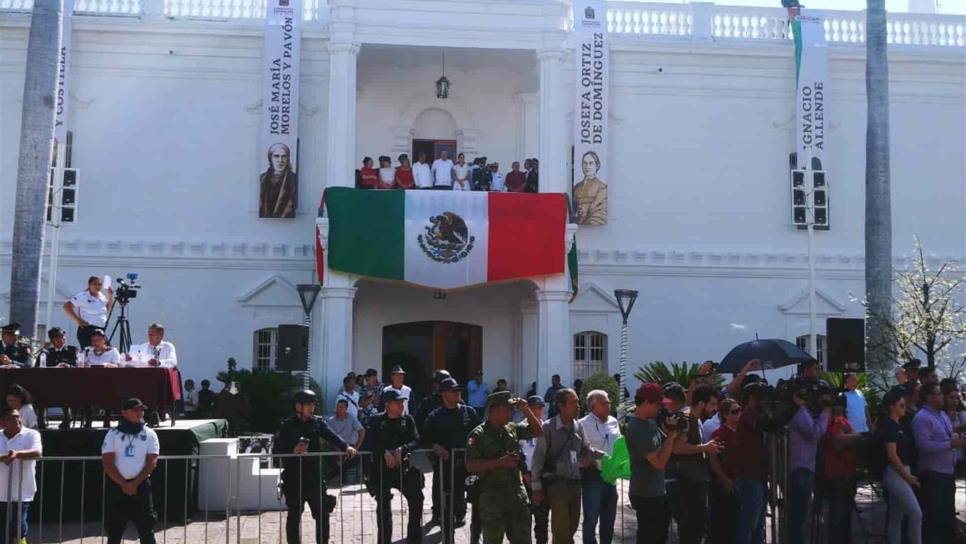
826, 318, 865, 373
276, 324, 308, 371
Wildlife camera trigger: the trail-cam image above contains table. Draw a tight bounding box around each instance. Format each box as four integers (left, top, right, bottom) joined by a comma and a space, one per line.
0, 367, 181, 425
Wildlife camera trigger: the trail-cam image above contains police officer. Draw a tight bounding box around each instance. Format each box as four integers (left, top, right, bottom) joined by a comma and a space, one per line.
363, 389, 424, 544
414, 369, 452, 525
275, 389, 357, 544
35, 327, 80, 428
422, 377, 481, 540
465, 391, 544, 544
0, 323, 32, 368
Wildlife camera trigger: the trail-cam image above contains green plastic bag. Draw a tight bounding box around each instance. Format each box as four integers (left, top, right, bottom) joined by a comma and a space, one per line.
600, 435, 630, 484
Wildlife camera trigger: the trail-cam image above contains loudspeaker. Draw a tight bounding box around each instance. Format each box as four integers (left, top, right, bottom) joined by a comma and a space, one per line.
276, 324, 308, 371
826, 318, 865, 373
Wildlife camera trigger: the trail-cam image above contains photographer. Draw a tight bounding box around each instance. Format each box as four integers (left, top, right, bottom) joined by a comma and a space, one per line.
275, 390, 357, 544
787, 379, 831, 544
666, 383, 721, 544
733, 383, 773, 544
64, 276, 114, 348
818, 394, 862, 544
531, 388, 604, 544
626, 383, 682, 544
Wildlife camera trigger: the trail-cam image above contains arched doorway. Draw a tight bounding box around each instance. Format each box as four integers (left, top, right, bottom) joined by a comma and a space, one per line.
382, 321, 482, 397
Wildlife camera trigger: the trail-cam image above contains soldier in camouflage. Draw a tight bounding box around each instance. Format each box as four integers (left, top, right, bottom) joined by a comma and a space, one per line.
465, 391, 544, 544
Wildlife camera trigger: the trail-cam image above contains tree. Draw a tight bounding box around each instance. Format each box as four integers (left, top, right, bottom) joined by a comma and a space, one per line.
862, 237, 966, 389
9, 0, 62, 338
864, 0, 893, 373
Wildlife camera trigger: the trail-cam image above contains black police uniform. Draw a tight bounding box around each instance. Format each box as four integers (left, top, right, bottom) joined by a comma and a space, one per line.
274, 414, 350, 544
0, 340, 32, 368
363, 411, 424, 544
422, 401, 481, 541
38, 344, 79, 367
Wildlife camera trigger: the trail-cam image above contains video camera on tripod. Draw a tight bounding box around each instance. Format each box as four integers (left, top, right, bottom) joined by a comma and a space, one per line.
114, 272, 141, 304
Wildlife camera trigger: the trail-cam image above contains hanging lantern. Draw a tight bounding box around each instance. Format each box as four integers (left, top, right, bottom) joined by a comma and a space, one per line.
435, 52, 450, 99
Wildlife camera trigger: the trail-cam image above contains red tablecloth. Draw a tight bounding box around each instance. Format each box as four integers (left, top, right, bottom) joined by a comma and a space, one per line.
0, 368, 181, 412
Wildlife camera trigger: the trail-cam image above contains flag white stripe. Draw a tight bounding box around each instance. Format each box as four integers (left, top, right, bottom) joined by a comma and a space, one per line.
403, 191, 488, 288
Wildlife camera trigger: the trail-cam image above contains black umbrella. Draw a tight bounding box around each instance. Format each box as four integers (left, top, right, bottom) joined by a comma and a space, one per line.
717, 339, 816, 375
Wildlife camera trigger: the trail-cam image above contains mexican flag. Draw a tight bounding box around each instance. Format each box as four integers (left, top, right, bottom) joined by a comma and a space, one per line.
322, 188, 570, 289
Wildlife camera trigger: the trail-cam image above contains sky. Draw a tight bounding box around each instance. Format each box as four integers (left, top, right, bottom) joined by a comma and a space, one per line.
629, 1, 966, 15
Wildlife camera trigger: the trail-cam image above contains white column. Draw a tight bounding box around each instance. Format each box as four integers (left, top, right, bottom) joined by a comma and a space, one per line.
325, 41, 359, 188
316, 217, 357, 407
536, 289, 572, 393
538, 48, 567, 194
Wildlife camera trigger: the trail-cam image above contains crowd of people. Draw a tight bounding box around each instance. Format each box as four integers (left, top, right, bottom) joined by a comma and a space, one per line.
356, 151, 540, 192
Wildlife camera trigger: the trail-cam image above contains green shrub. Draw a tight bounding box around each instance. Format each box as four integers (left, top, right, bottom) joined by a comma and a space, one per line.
214, 369, 322, 433
578, 373, 619, 412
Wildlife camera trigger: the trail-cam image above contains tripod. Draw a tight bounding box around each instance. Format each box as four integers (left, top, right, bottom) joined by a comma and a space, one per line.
108, 301, 133, 353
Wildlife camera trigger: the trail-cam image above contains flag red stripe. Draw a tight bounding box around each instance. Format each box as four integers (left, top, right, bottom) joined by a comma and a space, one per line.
487, 192, 567, 282
315, 225, 325, 284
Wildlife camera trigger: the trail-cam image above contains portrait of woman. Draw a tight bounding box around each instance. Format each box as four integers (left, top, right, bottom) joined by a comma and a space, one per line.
573, 150, 607, 225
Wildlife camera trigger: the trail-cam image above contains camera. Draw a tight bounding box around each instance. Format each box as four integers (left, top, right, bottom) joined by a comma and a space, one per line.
115, 272, 141, 304
657, 408, 689, 433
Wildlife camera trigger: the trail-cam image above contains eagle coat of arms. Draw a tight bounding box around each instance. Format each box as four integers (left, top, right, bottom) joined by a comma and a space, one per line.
417, 211, 476, 263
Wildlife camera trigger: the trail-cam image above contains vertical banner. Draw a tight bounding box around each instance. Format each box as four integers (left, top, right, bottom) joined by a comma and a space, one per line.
54, 0, 74, 144
572, 1, 609, 226
792, 11, 828, 171
259, 0, 302, 219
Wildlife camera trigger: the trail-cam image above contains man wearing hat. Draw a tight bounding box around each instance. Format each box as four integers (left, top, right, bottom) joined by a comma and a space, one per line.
519, 395, 550, 544
415, 369, 452, 437
0, 323, 32, 368
275, 389, 357, 544
902, 358, 921, 387
362, 389, 423, 544
465, 391, 544, 543
101, 398, 160, 544
422, 377, 481, 537
36, 327, 80, 428
382, 364, 413, 415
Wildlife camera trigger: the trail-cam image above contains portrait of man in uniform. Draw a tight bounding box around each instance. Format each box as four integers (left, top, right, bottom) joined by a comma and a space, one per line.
573, 150, 608, 226
259, 142, 298, 218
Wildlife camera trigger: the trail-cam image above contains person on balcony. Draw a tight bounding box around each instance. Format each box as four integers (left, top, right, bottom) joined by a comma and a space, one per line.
413, 152, 433, 189
453, 152, 471, 191
432, 149, 455, 189
505, 162, 527, 192
359, 157, 379, 190
378, 156, 395, 189
490, 162, 505, 192
525, 158, 539, 193
394, 154, 415, 189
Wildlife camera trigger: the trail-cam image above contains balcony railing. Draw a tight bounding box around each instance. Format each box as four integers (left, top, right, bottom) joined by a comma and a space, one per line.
1, 1, 963, 48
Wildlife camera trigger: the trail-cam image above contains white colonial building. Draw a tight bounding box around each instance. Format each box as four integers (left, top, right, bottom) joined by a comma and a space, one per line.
1, 1, 964, 403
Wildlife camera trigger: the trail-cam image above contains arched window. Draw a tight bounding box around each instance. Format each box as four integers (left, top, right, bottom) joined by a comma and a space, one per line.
574, 331, 607, 380
796, 334, 827, 365
253, 328, 277, 370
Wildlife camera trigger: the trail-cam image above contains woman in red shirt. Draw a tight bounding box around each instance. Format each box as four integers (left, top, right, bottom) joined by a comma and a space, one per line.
358, 157, 379, 189
820, 396, 862, 544
394, 154, 414, 190
709, 398, 741, 544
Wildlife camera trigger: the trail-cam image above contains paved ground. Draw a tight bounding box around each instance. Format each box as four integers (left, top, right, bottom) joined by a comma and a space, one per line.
24, 471, 966, 543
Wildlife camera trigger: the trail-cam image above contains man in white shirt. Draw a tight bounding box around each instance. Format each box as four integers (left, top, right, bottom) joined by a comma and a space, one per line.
578, 390, 621, 544
126, 323, 178, 368
489, 163, 506, 192
431, 150, 454, 189
413, 152, 434, 189
64, 275, 115, 348
382, 365, 413, 415
102, 398, 160, 544
0, 408, 42, 544
334, 375, 361, 420
183, 379, 199, 416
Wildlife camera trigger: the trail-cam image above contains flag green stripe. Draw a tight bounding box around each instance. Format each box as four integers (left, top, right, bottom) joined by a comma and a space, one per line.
326, 187, 405, 280
792, 18, 803, 84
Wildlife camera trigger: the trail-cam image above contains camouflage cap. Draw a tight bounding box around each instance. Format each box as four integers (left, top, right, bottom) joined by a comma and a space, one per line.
485, 390, 516, 408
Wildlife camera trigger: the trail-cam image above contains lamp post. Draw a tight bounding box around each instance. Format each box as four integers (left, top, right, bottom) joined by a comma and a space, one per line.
614, 289, 638, 403
296, 284, 321, 390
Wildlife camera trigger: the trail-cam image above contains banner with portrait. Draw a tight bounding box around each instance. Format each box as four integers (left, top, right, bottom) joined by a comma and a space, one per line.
258, 0, 302, 219
792, 10, 827, 172
572, 0, 609, 226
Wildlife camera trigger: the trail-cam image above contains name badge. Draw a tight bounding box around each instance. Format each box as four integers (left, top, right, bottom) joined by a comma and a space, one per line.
570, 451, 577, 466
124, 444, 136, 458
